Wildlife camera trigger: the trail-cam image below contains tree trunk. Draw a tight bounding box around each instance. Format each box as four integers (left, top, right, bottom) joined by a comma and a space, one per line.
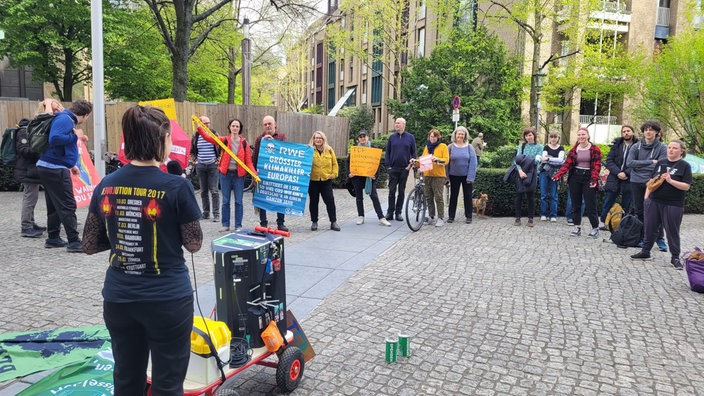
63, 49, 74, 102
171, 0, 193, 102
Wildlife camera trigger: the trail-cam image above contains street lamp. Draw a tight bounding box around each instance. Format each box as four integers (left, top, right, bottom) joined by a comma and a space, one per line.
534, 67, 547, 131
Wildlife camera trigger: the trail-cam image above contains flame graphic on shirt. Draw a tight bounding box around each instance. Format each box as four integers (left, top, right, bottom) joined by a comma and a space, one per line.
144, 199, 161, 221
101, 196, 113, 217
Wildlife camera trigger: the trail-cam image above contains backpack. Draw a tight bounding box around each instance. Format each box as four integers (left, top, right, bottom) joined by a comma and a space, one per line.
0, 126, 19, 166
27, 113, 56, 154
605, 202, 625, 232
610, 213, 642, 248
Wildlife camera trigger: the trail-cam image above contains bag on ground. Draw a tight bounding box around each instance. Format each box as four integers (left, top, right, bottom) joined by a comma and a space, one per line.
605, 202, 625, 232
685, 249, 704, 293
27, 113, 56, 155
610, 213, 642, 248
0, 126, 19, 166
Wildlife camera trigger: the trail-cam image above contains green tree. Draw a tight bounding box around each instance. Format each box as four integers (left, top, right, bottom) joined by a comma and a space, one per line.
0, 0, 99, 101
387, 27, 523, 148
635, 29, 704, 153
104, 7, 173, 101
338, 105, 375, 136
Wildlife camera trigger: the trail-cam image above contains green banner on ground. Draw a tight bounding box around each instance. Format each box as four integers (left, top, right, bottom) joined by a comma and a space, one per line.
0, 325, 111, 382
18, 346, 114, 396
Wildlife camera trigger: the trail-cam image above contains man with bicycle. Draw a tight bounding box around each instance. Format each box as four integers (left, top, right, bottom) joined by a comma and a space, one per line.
385, 118, 416, 221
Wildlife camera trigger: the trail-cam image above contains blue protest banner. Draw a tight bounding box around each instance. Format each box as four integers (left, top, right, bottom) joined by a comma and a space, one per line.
253, 140, 313, 216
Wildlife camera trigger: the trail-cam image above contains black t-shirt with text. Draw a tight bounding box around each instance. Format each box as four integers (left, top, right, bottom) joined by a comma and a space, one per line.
650, 159, 693, 207
88, 164, 202, 303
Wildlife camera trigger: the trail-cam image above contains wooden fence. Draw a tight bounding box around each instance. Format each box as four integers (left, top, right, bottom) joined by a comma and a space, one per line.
0, 100, 351, 158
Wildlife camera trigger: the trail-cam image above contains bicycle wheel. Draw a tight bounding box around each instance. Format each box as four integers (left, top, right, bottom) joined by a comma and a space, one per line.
405, 187, 426, 232
243, 173, 255, 192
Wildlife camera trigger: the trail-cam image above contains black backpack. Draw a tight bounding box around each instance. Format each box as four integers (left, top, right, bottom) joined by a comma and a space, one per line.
610, 213, 642, 248
27, 113, 56, 154
0, 126, 19, 166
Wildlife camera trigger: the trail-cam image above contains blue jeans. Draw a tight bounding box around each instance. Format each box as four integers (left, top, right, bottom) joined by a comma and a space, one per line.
599, 188, 633, 222
539, 171, 558, 218
220, 172, 244, 228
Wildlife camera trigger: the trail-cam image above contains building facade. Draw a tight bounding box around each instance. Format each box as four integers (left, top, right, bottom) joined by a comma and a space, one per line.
289, 0, 699, 142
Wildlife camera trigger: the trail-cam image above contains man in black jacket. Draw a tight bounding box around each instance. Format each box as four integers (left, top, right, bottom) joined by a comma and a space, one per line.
598, 125, 638, 229
13, 118, 46, 238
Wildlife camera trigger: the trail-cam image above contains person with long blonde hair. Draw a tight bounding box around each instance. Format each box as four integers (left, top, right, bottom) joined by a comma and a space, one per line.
308, 130, 340, 231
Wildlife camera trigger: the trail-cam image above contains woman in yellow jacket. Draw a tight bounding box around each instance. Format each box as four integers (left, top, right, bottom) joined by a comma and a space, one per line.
309, 131, 340, 231
421, 129, 449, 227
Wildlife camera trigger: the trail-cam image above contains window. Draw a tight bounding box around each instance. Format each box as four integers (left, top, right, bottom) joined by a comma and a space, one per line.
417, 28, 426, 57
417, 0, 426, 19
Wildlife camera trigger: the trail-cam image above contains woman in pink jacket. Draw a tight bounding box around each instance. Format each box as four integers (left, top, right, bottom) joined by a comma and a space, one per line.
197, 118, 256, 231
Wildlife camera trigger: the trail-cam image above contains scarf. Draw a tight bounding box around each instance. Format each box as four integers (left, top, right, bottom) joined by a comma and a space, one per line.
426, 139, 441, 155
360, 140, 373, 195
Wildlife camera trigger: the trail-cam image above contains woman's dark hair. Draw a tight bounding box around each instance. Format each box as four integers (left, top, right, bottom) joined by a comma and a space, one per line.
227, 118, 244, 135
522, 127, 536, 141
122, 105, 171, 162
69, 99, 93, 116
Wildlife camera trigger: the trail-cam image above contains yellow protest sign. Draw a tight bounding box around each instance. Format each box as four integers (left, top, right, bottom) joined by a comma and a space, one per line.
138, 98, 177, 120
350, 146, 382, 177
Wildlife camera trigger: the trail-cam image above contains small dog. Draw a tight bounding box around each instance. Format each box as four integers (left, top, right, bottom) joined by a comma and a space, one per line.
472, 193, 489, 218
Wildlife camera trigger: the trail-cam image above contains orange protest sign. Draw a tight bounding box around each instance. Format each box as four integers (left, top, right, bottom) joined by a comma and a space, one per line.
349, 146, 382, 177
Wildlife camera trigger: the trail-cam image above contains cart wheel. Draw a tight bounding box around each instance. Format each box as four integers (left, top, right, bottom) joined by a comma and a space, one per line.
276, 346, 304, 392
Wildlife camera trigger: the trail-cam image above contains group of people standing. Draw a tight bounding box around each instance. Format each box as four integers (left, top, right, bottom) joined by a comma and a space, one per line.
12, 98, 93, 254
510, 122, 692, 270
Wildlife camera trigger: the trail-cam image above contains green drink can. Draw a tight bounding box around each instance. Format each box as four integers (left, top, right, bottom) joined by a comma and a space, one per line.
385, 338, 398, 363
398, 333, 411, 357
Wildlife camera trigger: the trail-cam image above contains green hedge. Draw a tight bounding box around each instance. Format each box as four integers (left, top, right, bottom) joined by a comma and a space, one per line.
0, 165, 21, 191
474, 168, 704, 216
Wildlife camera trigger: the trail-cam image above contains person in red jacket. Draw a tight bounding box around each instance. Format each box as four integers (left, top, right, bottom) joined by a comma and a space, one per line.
197, 118, 256, 232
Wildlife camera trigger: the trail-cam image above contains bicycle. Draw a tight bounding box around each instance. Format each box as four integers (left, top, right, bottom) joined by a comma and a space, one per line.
404, 163, 427, 232
404, 157, 446, 232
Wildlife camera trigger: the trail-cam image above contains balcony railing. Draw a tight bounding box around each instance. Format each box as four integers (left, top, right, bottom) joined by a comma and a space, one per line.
579, 115, 618, 125
599, 0, 629, 14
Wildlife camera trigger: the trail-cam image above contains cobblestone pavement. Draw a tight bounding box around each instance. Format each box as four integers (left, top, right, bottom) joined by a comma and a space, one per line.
2, 188, 704, 395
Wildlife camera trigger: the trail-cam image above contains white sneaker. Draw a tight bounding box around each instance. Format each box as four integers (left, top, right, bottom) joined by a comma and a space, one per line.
219, 226, 230, 232
598, 220, 606, 230
379, 218, 391, 227
550, 217, 557, 222
540, 216, 547, 221
435, 218, 444, 227
424, 217, 434, 225
356, 216, 365, 225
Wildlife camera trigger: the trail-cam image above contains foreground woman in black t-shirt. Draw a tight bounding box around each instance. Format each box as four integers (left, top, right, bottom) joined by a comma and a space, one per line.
83, 105, 203, 394
631, 140, 693, 269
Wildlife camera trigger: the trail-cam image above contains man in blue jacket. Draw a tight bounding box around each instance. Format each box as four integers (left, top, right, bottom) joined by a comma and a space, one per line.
384, 118, 416, 221
37, 99, 93, 252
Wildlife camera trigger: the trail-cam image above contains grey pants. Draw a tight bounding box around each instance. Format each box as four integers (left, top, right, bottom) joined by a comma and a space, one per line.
21, 182, 40, 229
196, 162, 220, 217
